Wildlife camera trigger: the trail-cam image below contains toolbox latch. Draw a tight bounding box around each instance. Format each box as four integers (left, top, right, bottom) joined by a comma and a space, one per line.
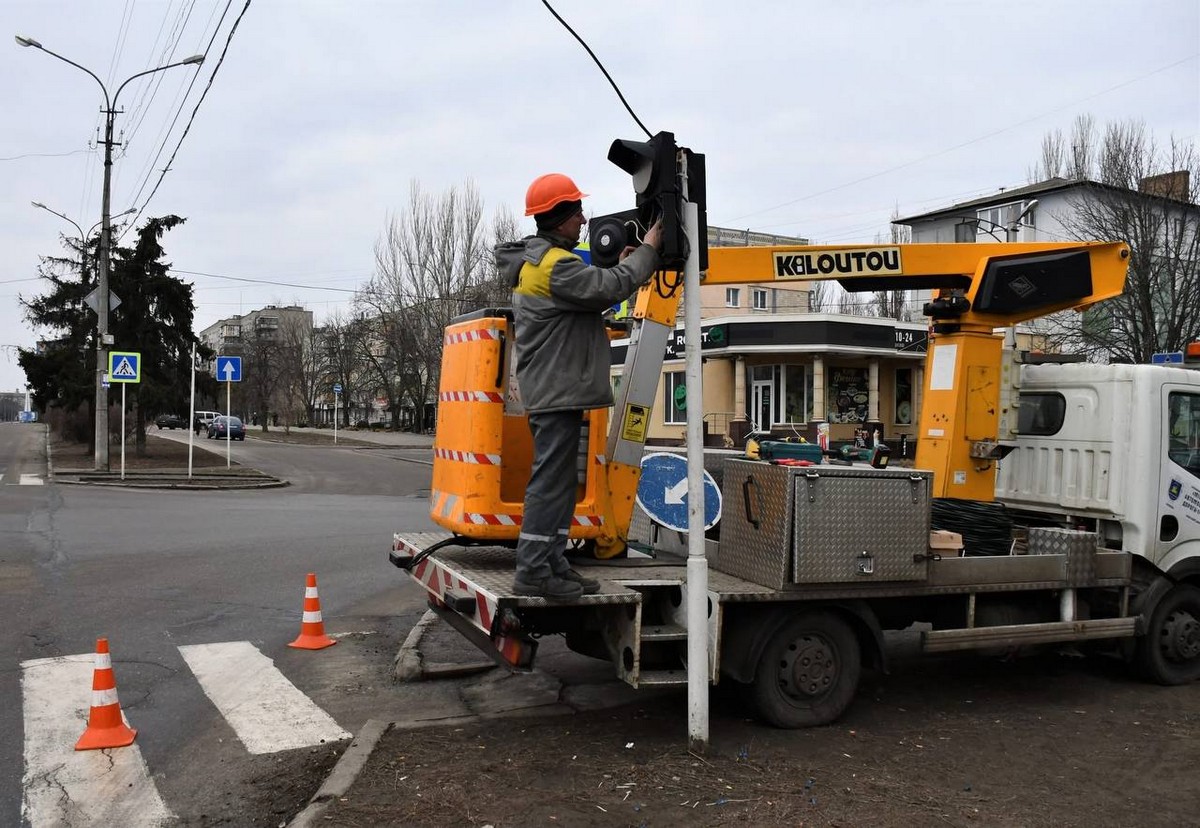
805, 471, 820, 503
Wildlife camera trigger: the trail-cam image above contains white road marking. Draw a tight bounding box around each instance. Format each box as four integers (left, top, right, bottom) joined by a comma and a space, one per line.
178, 641, 351, 754
20, 474, 44, 485
21, 653, 175, 827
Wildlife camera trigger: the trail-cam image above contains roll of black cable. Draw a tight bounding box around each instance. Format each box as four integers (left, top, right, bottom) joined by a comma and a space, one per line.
931, 498, 1014, 557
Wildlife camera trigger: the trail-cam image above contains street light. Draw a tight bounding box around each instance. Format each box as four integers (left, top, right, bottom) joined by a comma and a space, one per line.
17, 34, 203, 470
958, 199, 1041, 243
31, 200, 137, 291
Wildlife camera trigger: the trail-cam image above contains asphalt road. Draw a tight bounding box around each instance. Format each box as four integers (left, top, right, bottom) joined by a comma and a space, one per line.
2, 423, 441, 825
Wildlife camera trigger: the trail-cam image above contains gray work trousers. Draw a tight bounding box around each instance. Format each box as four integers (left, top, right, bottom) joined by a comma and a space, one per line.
515, 409, 583, 581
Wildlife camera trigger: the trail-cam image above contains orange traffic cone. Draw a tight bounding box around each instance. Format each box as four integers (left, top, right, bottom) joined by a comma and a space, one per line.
288, 572, 336, 650
75, 638, 137, 751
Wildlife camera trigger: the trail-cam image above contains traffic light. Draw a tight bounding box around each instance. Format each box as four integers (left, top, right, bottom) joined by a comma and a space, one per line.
605, 131, 707, 271
587, 208, 641, 269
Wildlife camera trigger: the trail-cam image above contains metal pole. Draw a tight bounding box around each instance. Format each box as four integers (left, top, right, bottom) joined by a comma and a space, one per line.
681, 161, 709, 754
16, 39, 203, 470
95, 105, 115, 471
226, 380, 231, 468
188, 342, 196, 479
334, 393, 339, 445
120, 382, 126, 480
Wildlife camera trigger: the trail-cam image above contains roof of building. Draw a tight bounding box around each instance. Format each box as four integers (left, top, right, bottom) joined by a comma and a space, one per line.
896, 173, 1197, 225
894, 178, 1084, 224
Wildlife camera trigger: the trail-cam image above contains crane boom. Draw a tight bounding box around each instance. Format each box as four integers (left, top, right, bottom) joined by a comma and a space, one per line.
429, 240, 1130, 556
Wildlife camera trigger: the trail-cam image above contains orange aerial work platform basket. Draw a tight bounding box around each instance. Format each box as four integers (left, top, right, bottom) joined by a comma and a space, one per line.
430, 309, 610, 541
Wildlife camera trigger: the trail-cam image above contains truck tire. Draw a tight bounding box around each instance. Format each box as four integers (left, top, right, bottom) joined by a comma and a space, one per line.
1135, 584, 1200, 685
748, 610, 860, 728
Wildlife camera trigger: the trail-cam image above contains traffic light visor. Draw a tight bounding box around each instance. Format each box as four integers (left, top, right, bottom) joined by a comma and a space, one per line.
608, 139, 656, 194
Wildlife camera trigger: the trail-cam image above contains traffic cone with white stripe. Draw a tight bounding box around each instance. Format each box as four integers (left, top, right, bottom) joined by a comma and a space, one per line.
288, 572, 336, 650
75, 638, 137, 751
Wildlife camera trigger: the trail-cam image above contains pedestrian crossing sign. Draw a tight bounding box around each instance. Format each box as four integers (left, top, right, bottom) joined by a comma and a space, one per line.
108, 351, 141, 383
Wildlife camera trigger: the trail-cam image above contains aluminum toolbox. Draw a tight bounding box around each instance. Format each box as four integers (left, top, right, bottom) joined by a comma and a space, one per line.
717, 460, 933, 588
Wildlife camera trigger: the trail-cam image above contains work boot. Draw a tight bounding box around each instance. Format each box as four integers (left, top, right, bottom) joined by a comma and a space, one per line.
512, 574, 583, 600
558, 569, 600, 595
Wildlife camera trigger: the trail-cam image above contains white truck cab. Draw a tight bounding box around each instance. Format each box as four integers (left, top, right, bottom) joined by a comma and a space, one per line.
998, 362, 1200, 580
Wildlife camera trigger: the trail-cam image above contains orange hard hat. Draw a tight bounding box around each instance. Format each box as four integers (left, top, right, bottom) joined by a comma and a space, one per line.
525, 173, 588, 216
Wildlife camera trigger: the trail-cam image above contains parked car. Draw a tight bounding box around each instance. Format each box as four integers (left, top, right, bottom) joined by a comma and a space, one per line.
155, 413, 184, 430
207, 415, 246, 440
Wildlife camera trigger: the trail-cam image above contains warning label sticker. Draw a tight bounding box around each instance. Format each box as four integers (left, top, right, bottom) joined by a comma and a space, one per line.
621, 404, 649, 444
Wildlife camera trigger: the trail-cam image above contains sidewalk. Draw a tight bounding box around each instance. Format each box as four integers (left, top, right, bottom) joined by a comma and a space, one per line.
281, 426, 434, 450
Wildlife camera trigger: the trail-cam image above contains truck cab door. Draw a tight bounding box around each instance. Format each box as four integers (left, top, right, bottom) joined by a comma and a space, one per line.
1157, 388, 1200, 569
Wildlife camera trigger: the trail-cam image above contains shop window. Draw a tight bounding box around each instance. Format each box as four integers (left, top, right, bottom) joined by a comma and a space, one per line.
895, 367, 913, 425
827, 367, 869, 424
783, 365, 808, 423
665, 371, 687, 424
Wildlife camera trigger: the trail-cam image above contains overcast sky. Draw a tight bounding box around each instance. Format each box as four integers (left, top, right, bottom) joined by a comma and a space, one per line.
2, 0, 1197, 394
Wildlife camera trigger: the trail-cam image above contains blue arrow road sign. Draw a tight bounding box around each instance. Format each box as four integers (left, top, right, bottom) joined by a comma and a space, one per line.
1152, 352, 1184, 365
215, 356, 242, 382
636, 451, 722, 533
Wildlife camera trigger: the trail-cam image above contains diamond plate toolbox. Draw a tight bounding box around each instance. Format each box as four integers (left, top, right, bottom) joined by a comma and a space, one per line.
793, 466, 932, 583
716, 460, 796, 588
716, 460, 933, 588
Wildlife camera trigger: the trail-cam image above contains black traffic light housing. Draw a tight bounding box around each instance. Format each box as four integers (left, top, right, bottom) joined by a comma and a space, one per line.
604, 131, 707, 272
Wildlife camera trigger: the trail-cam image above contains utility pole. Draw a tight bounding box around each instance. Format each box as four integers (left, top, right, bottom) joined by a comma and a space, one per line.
16, 35, 203, 470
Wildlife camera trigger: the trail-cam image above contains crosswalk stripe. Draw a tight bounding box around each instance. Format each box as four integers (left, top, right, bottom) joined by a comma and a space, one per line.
178, 641, 351, 754
20, 474, 44, 485
20, 654, 175, 827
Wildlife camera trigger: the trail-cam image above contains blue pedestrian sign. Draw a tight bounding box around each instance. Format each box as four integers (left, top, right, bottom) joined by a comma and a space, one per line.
108, 351, 141, 383
1152, 352, 1184, 365
215, 355, 242, 383
333, 383, 343, 394
636, 451, 722, 533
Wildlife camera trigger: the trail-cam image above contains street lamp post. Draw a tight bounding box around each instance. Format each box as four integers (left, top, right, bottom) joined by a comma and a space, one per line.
31, 201, 136, 296
17, 34, 203, 470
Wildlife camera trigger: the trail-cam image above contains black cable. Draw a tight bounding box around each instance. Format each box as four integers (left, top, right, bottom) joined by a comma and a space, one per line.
120, 0, 252, 240
540, 0, 652, 139
931, 498, 1014, 557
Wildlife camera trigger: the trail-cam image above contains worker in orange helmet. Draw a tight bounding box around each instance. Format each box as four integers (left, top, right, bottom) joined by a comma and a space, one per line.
496, 172, 662, 600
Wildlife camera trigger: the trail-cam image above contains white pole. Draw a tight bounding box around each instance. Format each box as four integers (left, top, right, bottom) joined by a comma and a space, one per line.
681, 171, 709, 754
120, 382, 126, 480
188, 342, 196, 479
225, 380, 231, 468
334, 393, 339, 445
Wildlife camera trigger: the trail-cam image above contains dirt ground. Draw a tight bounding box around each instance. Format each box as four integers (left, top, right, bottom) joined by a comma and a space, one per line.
318, 649, 1200, 827
51, 431, 228, 469
49, 426, 377, 469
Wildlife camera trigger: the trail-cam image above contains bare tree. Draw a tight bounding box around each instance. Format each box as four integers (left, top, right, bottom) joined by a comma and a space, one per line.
808, 280, 833, 313
321, 310, 369, 426
357, 181, 516, 430
1029, 114, 1098, 182
243, 334, 285, 431
1035, 120, 1200, 363
277, 314, 325, 429
870, 206, 913, 320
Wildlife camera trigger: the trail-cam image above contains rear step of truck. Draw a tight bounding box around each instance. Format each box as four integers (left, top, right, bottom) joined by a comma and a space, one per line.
391, 531, 702, 686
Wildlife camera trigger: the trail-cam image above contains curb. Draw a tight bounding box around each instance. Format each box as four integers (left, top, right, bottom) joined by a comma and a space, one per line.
44, 423, 54, 480
287, 719, 391, 828
53, 477, 289, 490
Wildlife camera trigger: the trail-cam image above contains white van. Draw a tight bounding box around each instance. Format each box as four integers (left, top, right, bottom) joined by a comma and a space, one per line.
193, 410, 221, 432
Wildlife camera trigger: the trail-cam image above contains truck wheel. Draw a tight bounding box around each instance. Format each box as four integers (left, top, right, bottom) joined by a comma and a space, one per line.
749, 611, 860, 728
1136, 584, 1200, 685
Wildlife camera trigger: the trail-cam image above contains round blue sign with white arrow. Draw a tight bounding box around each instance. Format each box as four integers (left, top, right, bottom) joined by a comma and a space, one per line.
636, 451, 722, 533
